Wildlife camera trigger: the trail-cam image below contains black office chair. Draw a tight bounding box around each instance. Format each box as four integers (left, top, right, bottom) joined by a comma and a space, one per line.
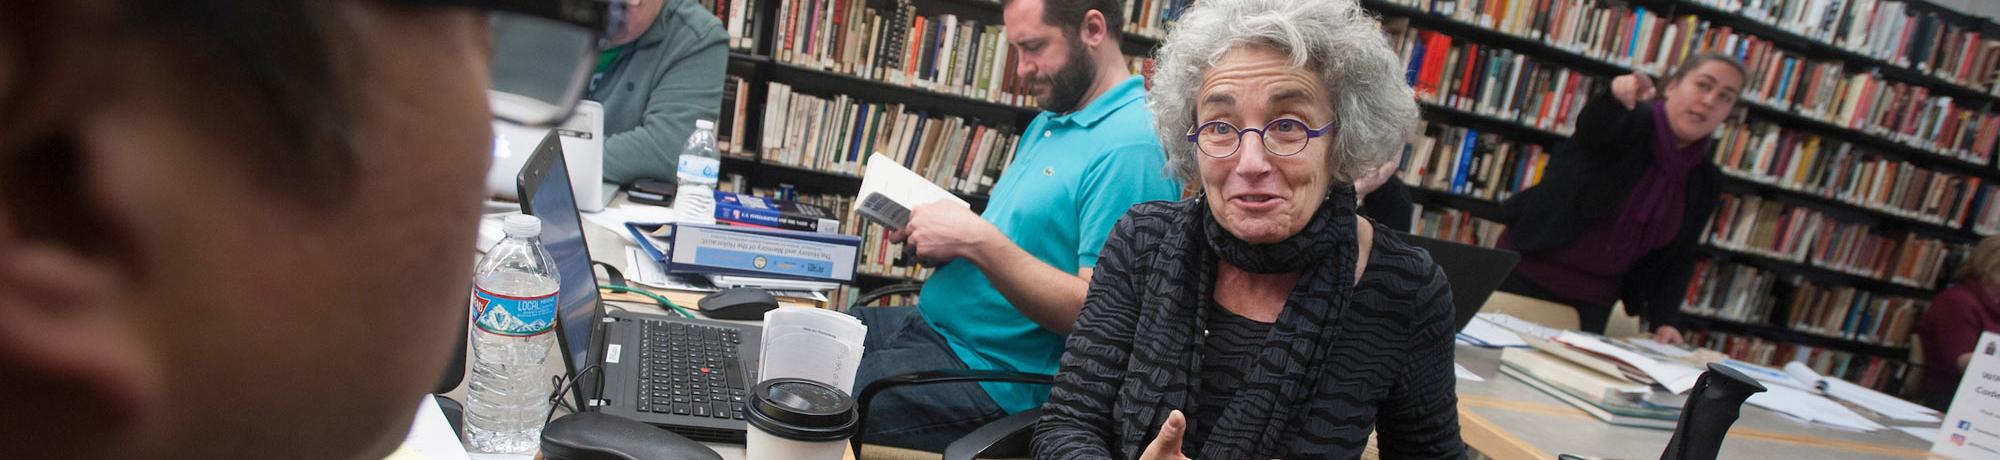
1660, 363, 1767, 460
845, 284, 1053, 460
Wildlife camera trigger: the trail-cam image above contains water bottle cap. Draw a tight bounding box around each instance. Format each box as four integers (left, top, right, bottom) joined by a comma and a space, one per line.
695, 119, 715, 130
502, 214, 542, 238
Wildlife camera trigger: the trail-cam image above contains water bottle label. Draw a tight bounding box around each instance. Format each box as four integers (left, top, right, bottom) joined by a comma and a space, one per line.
471, 287, 557, 336
676, 155, 721, 184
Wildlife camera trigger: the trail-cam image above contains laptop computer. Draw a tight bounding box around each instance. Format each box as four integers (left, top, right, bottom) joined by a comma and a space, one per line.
515, 130, 763, 443
494, 100, 618, 212
1401, 234, 1521, 332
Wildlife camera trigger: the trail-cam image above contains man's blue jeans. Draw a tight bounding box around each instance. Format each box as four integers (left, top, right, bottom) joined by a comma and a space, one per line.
849, 306, 1008, 452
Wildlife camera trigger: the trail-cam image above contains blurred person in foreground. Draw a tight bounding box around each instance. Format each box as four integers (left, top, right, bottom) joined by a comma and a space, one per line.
0, 0, 608, 458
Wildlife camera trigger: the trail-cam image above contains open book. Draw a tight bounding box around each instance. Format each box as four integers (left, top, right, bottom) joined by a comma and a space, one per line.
854, 153, 970, 229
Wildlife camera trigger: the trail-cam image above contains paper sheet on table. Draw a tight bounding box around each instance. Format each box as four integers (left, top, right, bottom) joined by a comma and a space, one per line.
1622, 337, 1695, 359
1896, 426, 1940, 442
1454, 362, 1485, 382
1457, 316, 1528, 348
759, 307, 868, 393
625, 247, 719, 291
1555, 332, 1702, 394
1718, 359, 1816, 392
1747, 384, 1884, 432
1474, 313, 1562, 341
584, 204, 676, 244
1785, 361, 1941, 424
381, 396, 470, 460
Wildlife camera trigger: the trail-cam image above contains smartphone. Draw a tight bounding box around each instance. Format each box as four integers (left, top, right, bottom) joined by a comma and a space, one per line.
627, 178, 675, 206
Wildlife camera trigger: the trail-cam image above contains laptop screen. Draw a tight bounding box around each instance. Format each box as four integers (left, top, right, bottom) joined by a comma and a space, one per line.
515, 131, 604, 402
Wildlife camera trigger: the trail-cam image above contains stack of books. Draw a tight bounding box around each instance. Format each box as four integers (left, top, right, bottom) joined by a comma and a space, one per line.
1410, 204, 1507, 247
1710, 116, 1990, 230
1122, 0, 1190, 41
1387, 24, 1605, 135
759, 82, 1022, 195
1684, 329, 1913, 394
769, 0, 1037, 107
1398, 121, 1551, 202
692, 0, 761, 51
1702, 193, 1958, 289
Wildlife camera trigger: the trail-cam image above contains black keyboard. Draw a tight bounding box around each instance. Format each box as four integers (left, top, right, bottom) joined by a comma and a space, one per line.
635, 321, 748, 421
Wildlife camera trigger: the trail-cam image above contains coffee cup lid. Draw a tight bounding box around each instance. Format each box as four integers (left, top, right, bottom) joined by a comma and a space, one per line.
745, 378, 859, 442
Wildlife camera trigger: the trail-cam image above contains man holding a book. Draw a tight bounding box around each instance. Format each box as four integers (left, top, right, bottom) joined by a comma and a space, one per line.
848, 0, 1182, 451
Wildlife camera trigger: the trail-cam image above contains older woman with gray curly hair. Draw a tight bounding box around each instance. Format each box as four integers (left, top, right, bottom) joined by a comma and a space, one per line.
1031, 0, 1463, 458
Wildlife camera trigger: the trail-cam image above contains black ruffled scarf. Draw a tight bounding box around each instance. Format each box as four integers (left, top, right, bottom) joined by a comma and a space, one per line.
1114, 183, 1360, 459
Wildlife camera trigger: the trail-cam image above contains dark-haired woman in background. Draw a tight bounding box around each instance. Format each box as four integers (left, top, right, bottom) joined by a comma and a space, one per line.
1498, 54, 1746, 342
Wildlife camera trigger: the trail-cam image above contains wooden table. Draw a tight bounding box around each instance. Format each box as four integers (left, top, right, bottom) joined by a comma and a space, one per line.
1452, 343, 1934, 459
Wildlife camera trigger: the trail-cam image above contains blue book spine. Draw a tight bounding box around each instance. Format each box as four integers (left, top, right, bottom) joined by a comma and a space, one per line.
1406, 35, 1427, 87
1629, 7, 1646, 61
847, 104, 871, 163
1453, 129, 1478, 195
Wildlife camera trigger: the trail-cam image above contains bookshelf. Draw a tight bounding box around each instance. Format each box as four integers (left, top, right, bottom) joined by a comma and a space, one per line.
703, 0, 1993, 395
1372, 0, 2000, 397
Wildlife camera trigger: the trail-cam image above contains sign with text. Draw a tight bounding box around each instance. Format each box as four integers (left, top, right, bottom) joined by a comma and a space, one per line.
1935, 331, 2000, 459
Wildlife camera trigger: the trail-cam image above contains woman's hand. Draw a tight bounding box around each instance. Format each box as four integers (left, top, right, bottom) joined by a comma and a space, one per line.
1610, 73, 1656, 109
1140, 410, 1193, 460
1654, 325, 1684, 346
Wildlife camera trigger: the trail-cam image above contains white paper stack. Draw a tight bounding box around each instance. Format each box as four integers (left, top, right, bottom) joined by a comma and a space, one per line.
1747, 384, 1885, 432
1784, 361, 1942, 424
1457, 316, 1529, 348
1555, 332, 1703, 394
758, 307, 868, 393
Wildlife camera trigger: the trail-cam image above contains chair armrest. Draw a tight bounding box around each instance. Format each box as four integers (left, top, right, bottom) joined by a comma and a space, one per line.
850, 282, 925, 309
943, 407, 1040, 460
852, 369, 1054, 457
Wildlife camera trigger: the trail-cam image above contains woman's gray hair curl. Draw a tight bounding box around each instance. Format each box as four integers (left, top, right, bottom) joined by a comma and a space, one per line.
1147, 0, 1418, 186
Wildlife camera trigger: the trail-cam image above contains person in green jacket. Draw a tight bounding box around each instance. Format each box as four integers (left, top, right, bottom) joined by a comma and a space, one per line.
592, 0, 729, 185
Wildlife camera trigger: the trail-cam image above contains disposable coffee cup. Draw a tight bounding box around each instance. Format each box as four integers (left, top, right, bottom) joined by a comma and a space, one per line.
744, 378, 860, 460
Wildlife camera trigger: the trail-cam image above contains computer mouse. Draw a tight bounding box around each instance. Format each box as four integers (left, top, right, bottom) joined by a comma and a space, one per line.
699, 287, 780, 321
539, 412, 722, 460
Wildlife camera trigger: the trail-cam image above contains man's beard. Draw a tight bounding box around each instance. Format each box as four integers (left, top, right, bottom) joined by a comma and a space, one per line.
1035, 39, 1098, 114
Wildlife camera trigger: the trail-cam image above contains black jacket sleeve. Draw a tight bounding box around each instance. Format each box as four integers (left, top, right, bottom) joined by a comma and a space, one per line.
1620, 165, 1721, 328
1033, 210, 1152, 459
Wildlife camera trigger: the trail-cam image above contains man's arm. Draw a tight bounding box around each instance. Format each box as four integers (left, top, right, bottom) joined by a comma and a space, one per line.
896, 145, 1178, 334
892, 203, 1093, 334
600, 21, 727, 184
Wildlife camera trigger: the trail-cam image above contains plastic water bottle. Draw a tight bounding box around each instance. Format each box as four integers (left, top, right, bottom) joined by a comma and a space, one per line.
673, 119, 721, 225
465, 214, 561, 453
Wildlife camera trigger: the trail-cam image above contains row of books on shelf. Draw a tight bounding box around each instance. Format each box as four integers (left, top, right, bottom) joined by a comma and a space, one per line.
1380, 0, 1683, 75
693, 0, 762, 50
1387, 24, 1604, 135
1689, 0, 2000, 93
1396, 122, 1551, 202
757, 82, 1023, 195
1379, 0, 2000, 165
1409, 204, 1508, 247
768, 0, 1038, 107
1728, 52, 2000, 165
1121, 0, 1187, 41
1680, 259, 1925, 347
718, 76, 754, 155
1709, 116, 1999, 229
1702, 192, 1959, 289
1682, 328, 1912, 394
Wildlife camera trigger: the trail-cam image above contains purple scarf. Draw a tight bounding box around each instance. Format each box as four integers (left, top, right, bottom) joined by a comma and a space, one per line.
1606, 103, 1709, 254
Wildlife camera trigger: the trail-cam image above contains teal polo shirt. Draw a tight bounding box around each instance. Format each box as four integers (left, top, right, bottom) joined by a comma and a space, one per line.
916, 76, 1181, 414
